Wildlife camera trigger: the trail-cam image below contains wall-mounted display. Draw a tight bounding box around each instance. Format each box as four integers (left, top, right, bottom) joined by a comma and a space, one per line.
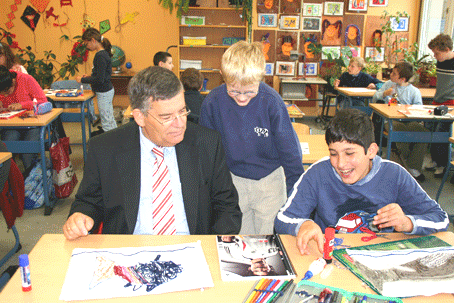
280, 15, 300, 30
302, 3, 323, 17
324, 2, 344, 16
302, 17, 321, 32
257, 0, 279, 13
369, 0, 388, 7
365, 47, 384, 61
258, 13, 278, 27
298, 62, 318, 76
276, 61, 296, 76
391, 17, 409, 31
321, 17, 343, 45
348, 0, 367, 11
265, 63, 275, 75
321, 46, 341, 60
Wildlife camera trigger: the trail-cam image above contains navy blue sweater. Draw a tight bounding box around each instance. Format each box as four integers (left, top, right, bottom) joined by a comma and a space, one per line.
81, 50, 113, 93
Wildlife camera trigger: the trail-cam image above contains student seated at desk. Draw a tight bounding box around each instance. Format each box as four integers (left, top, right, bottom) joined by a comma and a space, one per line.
0, 66, 47, 171
371, 62, 427, 182
334, 57, 382, 108
274, 109, 449, 255
63, 66, 241, 240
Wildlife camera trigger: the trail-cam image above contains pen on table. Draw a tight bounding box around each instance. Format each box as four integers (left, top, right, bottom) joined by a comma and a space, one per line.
266, 279, 286, 303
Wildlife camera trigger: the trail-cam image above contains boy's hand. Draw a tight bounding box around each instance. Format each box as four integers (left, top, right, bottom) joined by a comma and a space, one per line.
383, 88, 394, 96
296, 221, 324, 255
333, 79, 340, 88
373, 203, 413, 233
367, 83, 376, 89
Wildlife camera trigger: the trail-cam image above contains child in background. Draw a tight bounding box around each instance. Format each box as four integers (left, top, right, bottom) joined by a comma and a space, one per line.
200, 41, 304, 235
372, 61, 427, 182
334, 57, 381, 108
76, 28, 117, 136
181, 68, 204, 124
153, 51, 174, 71
275, 109, 449, 256
0, 42, 27, 74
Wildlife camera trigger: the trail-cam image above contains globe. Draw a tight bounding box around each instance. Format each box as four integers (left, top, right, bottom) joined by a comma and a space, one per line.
111, 45, 126, 73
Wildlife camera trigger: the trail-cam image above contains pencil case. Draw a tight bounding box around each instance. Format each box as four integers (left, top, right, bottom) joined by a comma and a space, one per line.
55, 92, 80, 97
36, 101, 53, 115
279, 280, 403, 303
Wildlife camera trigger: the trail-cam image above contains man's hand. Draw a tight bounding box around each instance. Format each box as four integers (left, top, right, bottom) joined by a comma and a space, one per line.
63, 212, 95, 240
373, 203, 413, 233
333, 79, 340, 88
296, 221, 324, 255
367, 83, 376, 89
8, 103, 22, 111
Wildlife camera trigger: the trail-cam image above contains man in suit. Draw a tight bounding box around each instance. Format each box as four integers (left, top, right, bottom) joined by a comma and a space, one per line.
63, 66, 241, 240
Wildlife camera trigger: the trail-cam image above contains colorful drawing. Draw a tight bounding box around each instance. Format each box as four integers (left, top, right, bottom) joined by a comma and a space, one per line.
302, 17, 321, 31
257, 0, 278, 13
372, 29, 382, 47
298, 62, 318, 76
324, 2, 344, 16
276, 61, 295, 76
279, 15, 300, 30
391, 17, 409, 31
321, 46, 341, 60
321, 19, 342, 45
261, 33, 272, 61
280, 35, 295, 57
348, 0, 367, 11
369, 0, 388, 7
365, 47, 384, 62
265, 63, 274, 76
258, 13, 278, 27
345, 24, 361, 46
301, 34, 319, 59
302, 3, 323, 16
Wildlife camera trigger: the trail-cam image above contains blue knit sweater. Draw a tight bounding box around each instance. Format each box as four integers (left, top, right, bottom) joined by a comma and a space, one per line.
275, 156, 449, 236
200, 82, 304, 194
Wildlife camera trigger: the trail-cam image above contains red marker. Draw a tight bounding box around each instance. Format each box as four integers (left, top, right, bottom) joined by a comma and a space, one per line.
323, 226, 335, 264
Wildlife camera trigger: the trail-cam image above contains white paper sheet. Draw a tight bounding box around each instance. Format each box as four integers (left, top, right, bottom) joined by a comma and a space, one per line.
300, 142, 310, 154
59, 241, 214, 301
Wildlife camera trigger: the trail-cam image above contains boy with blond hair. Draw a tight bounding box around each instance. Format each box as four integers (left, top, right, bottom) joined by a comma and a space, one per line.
200, 41, 304, 235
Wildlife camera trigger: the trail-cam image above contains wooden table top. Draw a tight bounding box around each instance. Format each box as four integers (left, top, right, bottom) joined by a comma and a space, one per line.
45, 90, 95, 102
299, 134, 329, 164
419, 87, 436, 99
335, 87, 376, 97
0, 108, 63, 127
369, 103, 454, 120
0, 152, 12, 164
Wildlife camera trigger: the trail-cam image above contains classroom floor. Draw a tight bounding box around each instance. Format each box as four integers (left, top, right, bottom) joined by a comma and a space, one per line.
0, 117, 453, 289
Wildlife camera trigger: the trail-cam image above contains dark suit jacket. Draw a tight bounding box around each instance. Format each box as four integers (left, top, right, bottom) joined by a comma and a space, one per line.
69, 121, 241, 235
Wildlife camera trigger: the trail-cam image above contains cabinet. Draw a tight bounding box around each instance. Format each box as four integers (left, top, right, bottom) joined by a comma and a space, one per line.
179, 7, 247, 92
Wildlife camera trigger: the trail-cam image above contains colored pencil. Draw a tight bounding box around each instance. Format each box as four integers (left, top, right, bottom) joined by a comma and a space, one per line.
245, 278, 266, 303
250, 279, 272, 303
269, 279, 294, 303
258, 279, 278, 303
265, 280, 286, 303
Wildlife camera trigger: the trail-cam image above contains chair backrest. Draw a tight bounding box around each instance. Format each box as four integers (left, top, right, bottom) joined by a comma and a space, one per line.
291, 122, 311, 139
51, 80, 91, 90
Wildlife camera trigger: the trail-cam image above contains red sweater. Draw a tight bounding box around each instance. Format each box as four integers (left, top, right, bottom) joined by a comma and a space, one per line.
0, 71, 47, 110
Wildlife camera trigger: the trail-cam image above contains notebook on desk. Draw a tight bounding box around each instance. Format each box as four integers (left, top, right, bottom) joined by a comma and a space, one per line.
0, 109, 26, 119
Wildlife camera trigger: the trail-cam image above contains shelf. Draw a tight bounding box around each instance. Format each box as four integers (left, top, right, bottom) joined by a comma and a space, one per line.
179, 25, 246, 29
179, 69, 221, 73
179, 45, 230, 49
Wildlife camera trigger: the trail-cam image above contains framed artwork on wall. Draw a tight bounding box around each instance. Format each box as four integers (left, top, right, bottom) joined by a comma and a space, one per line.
391, 17, 409, 31
348, 0, 367, 11
276, 61, 296, 76
302, 17, 321, 31
365, 47, 384, 61
279, 15, 300, 30
324, 2, 344, 16
369, 0, 388, 7
265, 63, 274, 76
298, 62, 318, 76
258, 13, 278, 27
302, 3, 323, 17
257, 0, 279, 13
321, 46, 341, 60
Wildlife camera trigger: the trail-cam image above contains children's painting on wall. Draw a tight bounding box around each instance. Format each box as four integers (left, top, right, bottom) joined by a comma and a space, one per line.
276, 32, 298, 60
265, 62, 274, 76
344, 24, 361, 46
369, 0, 388, 6
254, 30, 276, 62
276, 61, 296, 76
257, 0, 279, 14
279, 15, 300, 30
321, 46, 340, 60
350, 46, 361, 58
365, 47, 384, 61
258, 14, 278, 27
391, 17, 409, 31
324, 2, 344, 16
300, 33, 321, 61
302, 17, 321, 32
298, 62, 318, 76
321, 17, 343, 45
280, 0, 301, 14
348, 0, 367, 11
302, 3, 323, 17
363, 15, 386, 47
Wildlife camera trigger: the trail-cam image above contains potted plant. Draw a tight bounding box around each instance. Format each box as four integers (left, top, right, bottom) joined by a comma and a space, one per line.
364, 57, 382, 78
320, 46, 354, 92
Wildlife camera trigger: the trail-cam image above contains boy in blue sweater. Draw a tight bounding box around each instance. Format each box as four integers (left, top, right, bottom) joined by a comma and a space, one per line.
200, 41, 304, 235
275, 109, 448, 255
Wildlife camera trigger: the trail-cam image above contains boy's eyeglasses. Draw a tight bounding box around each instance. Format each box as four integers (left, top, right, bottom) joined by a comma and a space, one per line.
227, 90, 258, 98
148, 108, 191, 125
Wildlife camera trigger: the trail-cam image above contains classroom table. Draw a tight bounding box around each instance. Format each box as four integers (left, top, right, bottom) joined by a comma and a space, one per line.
0, 232, 453, 302
46, 90, 95, 163
419, 87, 436, 103
0, 108, 63, 216
298, 134, 329, 165
335, 87, 376, 115
369, 103, 454, 162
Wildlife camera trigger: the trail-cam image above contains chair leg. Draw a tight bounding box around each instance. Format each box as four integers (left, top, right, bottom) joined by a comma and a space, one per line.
436, 163, 451, 202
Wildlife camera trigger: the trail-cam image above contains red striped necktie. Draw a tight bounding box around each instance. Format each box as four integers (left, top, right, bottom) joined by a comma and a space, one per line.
152, 147, 176, 235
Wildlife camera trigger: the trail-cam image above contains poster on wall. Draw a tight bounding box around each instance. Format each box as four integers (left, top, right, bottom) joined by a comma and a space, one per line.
391, 17, 409, 31
258, 13, 278, 27
276, 61, 296, 76
280, 0, 301, 14
348, 0, 367, 12
321, 46, 341, 60
276, 31, 298, 61
257, 0, 279, 14
298, 62, 318, 76
302, 3, 323, 17
369, 0, 388, 7
302, 17, 321, 32
365, 47, 384, 61
324, 2, 344, 16
300, 33, 321, 61
279, 15, 300, 30
254, 30, 276, 62
265, 63, 274, 76
321, 17, 343, 46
